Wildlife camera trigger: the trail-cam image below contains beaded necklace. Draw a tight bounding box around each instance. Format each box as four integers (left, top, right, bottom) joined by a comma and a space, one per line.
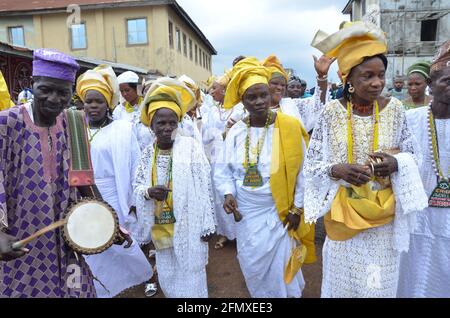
88, 118, 109, 143
427, 106, 450, 181
427, 105, 450, 208
242, 111, 273, 188
346, 101, 380, 164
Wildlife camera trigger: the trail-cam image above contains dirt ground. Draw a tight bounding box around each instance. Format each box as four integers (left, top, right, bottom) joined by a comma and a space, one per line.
118, 219, 325, 299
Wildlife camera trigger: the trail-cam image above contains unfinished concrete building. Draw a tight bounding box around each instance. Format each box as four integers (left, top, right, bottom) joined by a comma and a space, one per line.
342, 0, 450, 87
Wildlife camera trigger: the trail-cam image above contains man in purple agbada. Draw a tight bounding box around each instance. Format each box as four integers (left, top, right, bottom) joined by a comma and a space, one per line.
0, 49, 97, 297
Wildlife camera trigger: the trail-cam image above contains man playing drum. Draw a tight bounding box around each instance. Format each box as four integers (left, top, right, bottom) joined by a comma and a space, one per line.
0, 49, 121, 298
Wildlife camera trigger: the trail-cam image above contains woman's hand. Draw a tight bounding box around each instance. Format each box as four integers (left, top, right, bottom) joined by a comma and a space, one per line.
223, 194, 238, 215
369, 153, 399, 177
313, 55, 336, 77
331, 164, 372, 187
147, 186, 171, 202
283, 214, 300, 232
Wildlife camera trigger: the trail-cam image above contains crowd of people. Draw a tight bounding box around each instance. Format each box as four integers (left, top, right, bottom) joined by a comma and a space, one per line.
0, 20, 449, 299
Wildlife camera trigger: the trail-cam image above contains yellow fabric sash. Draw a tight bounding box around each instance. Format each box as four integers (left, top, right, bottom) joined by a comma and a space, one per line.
270, 113, 317, 284
150, 148, 176, 250
0, 71, 14, 111
325, 183, 395, 241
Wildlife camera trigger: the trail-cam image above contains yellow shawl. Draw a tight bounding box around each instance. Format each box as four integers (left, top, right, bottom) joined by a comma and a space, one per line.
270, 112, 316, 283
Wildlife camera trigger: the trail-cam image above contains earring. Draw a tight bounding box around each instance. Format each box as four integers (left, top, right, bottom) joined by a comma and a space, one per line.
348, 83, 355, 94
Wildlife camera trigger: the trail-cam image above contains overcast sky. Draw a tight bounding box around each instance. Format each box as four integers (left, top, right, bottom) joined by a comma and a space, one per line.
177, 0, 350, 87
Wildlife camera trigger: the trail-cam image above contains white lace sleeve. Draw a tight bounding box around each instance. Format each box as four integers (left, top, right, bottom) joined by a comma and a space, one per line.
303, 110, 340, 223
130, 145, 155, 245
191, 140, 217, 237
293, 85, 326, 132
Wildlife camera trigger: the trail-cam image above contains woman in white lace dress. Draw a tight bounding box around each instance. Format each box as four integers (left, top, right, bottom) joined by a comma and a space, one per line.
398, 41, 450, 298
305, 21, 428, 298
131, 77, 216, 298
214, 57, 314, 298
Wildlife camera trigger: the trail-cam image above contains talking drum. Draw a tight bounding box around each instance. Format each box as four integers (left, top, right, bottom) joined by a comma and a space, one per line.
12, 199, 120, 255
63, 199, 119, 255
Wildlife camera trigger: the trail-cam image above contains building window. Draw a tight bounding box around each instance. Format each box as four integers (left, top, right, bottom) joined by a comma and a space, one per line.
189, 39, 193, 61
127, 18, 147, 45
195, 44, 198, 64
421, 19, 438, 41
176, 28, 181, 52
183, 33, 187, 57
199, 49, 203, 67
203, 52, 206, 68
8, 26, 25, 46
70, 23, 87, 50
168, 21, 174, 49
361, 0, 366, 17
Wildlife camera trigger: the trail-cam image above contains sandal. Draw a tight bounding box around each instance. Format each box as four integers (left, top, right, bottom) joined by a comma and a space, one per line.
214, 236, 228, 250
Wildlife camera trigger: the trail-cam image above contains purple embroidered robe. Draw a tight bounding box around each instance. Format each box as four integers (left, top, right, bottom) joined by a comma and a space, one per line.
0, 105, 96, 298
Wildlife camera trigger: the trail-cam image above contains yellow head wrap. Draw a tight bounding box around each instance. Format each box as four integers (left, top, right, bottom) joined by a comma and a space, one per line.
217, 70, 232, 87
311, 21, 387, 85
76, 65, 119, 109
141, 77, 196, 127
178, 75, 203, 106
203, 75, 217, 91
223, 57, 271, 109
0, 70, 14, 111
262, 55, 289, 81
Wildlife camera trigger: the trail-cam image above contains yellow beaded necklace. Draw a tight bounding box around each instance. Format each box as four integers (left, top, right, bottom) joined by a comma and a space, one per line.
346, 101, 380, 164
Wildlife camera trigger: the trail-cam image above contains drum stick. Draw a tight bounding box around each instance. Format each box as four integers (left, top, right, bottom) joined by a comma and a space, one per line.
12, 220, 67, 250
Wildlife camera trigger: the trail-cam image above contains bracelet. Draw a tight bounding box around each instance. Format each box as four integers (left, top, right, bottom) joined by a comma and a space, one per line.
289, 206, 304, 216
316, 74, 328, 82
328, 165, 340, 181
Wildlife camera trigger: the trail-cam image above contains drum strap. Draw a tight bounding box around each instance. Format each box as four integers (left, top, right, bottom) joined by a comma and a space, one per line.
66, 109, 95, 186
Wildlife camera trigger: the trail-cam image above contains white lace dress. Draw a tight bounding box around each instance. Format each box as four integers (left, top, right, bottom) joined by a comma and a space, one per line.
131, 136, 216, 298
398, 107, 450, 298
303, 98, 428, 298
214, 120, 307, 298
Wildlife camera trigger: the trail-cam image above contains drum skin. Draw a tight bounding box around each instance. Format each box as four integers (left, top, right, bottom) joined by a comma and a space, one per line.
63, 199, 119, 255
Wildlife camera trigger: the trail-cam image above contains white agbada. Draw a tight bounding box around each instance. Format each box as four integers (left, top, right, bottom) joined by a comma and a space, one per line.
398, 107, 450, 298
113, 101, 154, 151
132, 136, 216, 298
214, 118, 307, 298
84, 120, 153, 298
303, 98, 428, 298
202, 102, 246, 240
